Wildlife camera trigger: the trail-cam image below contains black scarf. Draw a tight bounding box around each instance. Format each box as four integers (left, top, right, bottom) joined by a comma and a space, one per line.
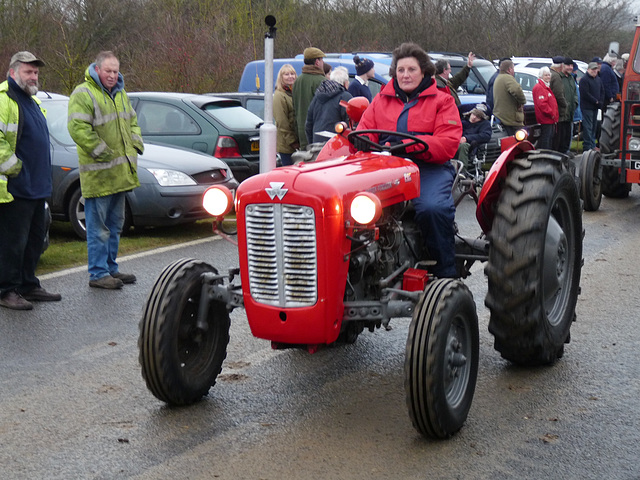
393, 75, 434, 103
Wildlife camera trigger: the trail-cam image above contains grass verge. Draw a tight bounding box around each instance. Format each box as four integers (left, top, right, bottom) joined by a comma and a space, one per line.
37, 219, 217, 275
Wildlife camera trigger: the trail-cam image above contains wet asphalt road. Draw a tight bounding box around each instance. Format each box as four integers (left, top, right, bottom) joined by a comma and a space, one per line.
1, 191, 639, 479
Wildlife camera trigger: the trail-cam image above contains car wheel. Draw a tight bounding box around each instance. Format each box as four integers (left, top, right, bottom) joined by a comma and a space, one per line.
68, 187, 133, 240
68, 187, 87, 240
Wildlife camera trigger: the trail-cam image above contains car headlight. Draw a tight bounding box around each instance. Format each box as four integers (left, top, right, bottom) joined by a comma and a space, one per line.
203, 185, 234, 217
148, 169, 197, 186
628, 137, 640, 151
350, 192, 382, 225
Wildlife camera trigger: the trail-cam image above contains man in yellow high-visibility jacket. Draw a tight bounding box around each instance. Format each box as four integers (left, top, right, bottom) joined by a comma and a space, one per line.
0, 51, 61, 310
68, 51, 143, 290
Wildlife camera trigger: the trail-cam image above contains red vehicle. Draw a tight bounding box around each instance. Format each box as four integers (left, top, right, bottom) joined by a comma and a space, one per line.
596, 34, 640, 201
139, 107, 583, 439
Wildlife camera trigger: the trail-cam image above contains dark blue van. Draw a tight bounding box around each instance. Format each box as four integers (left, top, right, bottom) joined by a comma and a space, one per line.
238, 57, 392, 97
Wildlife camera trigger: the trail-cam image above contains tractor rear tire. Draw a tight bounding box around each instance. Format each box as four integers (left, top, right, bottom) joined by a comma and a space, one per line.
485, 152, 582, 366
405, 279, 479, 439
139, 258, 230, 405
600, 103, 631, 198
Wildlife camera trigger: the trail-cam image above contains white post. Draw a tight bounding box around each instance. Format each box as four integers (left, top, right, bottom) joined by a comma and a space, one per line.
260, 16, 278, 174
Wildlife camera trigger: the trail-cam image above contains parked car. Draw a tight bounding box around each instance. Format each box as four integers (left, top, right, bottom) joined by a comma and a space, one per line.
507, 57, 587, 80
513, 65, 537, 103
128, 92, 262, 182
210, 92, 265, 119
39, 93, 238, 239
238, 57, 392, 98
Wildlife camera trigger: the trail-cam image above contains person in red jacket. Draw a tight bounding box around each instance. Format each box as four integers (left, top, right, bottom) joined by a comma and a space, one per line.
532, 66, 559, 150
355, 42, 462, 278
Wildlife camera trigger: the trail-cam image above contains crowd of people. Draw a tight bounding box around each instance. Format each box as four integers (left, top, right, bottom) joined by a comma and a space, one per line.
530, 53, 625, 155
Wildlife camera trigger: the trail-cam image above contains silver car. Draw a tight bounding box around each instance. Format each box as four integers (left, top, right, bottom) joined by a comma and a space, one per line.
41, 93, 238, 239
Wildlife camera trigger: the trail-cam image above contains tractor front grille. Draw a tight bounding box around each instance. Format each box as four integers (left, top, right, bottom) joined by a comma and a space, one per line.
245, 203, 317, 307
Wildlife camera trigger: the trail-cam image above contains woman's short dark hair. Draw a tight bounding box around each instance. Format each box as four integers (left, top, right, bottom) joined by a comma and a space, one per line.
389, 43, 435, 78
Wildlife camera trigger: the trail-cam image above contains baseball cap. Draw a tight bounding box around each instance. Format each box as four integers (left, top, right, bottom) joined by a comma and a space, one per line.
10, 51, 45, 67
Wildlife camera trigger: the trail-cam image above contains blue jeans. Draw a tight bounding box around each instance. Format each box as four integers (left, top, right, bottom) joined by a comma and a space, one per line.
582, 108, 598, 151
0, 198, 46, 296
411, 162, 457, 278
279, 153, 293, 166
85, 193, 126, 281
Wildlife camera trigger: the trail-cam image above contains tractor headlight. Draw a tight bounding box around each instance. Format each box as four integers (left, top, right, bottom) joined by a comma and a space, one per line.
350, 192, 382, 225
514, 129, 528, 142
628, 137, 640, 151
202, 186, 234, 217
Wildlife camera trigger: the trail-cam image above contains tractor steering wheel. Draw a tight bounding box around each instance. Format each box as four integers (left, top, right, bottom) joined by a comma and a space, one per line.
347, 129, 429, 156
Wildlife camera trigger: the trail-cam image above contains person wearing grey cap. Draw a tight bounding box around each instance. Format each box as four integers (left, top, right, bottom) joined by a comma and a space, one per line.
0, 51, 62, 310
292, 47, 326, 150
579, 62, 604, 151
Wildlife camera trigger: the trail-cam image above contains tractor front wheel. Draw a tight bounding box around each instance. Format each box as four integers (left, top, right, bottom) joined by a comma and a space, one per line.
405, 279, 479, 439
139, 258, 230, 405
580, 149, 602, 211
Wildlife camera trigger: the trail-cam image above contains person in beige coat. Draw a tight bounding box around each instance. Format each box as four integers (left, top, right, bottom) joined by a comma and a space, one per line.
273, 64, 299, 166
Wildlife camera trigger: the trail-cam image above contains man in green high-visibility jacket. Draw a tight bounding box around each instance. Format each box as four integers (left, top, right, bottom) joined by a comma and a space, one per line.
68, 51, 144, 290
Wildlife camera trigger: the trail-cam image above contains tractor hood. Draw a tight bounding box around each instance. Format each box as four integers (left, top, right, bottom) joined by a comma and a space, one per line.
237, 153, 420, 211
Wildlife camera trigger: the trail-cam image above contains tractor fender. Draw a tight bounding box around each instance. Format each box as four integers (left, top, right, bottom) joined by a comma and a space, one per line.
476, 140, 535, 233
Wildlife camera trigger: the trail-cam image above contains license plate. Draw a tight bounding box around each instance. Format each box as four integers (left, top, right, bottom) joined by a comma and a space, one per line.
251, 141, 259, 152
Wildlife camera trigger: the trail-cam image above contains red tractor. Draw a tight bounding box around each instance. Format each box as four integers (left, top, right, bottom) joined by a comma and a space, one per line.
598, 36, 640, 200
138, 112, 583, 439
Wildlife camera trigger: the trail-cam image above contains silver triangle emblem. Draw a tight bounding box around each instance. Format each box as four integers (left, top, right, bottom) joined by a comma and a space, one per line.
265, 182, 288, 200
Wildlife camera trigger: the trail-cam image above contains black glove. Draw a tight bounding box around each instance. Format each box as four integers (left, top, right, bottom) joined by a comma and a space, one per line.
388, 141, 407, 155
352, 135, 372, 152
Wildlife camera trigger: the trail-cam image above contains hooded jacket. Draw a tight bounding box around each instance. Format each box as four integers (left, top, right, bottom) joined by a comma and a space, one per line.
305, 80, 352, 144
67, 64, 143, 198
0, 79, 48, 203
356, 77, 461, 164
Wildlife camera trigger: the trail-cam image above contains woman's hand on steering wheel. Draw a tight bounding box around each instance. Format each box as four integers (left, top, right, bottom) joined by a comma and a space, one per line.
348, 129, 429, 156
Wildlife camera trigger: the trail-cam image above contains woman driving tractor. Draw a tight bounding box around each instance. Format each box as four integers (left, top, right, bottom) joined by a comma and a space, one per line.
353, 42, 462, 278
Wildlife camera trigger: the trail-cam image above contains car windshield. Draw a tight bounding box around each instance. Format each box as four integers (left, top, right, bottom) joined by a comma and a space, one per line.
474, 63, 498, 86
515, 72, 538, 92
44, 99, 75, 146
202, 103, 262, 130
